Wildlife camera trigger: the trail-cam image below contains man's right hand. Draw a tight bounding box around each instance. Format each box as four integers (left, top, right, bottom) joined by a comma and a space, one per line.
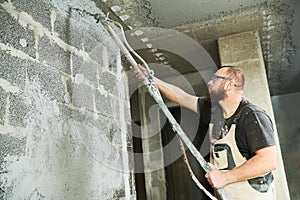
130, 64, 199, 113
130, 64, 149, 80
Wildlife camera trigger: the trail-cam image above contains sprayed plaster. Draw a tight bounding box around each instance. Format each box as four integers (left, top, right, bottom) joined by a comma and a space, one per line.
0, 80, 130, 199
0, 0, 136, 199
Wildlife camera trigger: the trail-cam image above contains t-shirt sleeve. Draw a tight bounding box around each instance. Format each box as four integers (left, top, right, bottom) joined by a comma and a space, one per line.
242, 111, 276, 155
197, 97, 211, 125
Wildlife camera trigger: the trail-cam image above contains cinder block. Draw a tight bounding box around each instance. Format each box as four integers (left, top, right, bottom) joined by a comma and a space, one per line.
58, 104, 74, 121
112, 189, 125, 199
38, 36, 71, 74
65, 76, 73, 104
72, 55, 99, 86
0, 134, 26, 161
97, 115, 111, 134
54, 12, 108, 54
0, 87, 7, 125
12, 0, 53, 31
58, 104, 94, 125
27, 63, 65, 103
107, 122, 122, 146
99, 71, 117, 94
8, 93, 28, 127
0, 11, 36, 58
72, 83, 94, 112
95, 90, 113, 117
0, 51, 27, 90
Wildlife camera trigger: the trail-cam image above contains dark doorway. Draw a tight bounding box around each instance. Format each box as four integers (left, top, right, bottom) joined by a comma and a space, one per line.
160, 106, 213, 200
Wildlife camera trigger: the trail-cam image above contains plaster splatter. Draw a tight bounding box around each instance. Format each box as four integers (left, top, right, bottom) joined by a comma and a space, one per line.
0, 78, 130, 199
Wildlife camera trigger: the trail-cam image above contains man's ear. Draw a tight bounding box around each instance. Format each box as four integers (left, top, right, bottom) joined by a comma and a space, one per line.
224, 81, 231, 91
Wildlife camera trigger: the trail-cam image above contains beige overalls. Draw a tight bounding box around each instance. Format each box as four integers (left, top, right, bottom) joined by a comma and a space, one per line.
209, 123, 276, 200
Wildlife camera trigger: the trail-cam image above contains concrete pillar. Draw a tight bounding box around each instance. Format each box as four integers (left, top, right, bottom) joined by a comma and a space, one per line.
218, 31, 290, 200
138, 86, 166, 200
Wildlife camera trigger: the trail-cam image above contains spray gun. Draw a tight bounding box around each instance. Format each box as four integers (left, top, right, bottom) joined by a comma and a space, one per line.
72, 8, 227, 200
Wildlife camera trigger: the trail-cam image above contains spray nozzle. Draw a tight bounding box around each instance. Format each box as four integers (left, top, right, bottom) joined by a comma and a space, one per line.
92, 12, 110, 23
70, 7, 109, 23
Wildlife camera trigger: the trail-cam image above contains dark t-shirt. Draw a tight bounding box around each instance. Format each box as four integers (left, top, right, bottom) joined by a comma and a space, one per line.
197, 97, 276, 160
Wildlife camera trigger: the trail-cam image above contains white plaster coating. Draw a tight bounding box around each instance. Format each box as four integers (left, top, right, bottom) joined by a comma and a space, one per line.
0, 78, 21, 94
0, 124, 18, 135
146, 43, 152, 48
120, 14, 130, 21
116, 50, 131, 199
50, 10, 56, 33
50, 0, 100, 18
157, 57, 165, 61
0, 79, 127, 199
102, 46, 109, 70
74, 74, 85, 85
154, 52, 163, 57
74, 73, 111, 98
98, 84, 109, 97
0, 92, 20, 136
111, 5, 122, 12
141, 37, 149, 42
0, 1, 136, 198
134, 30, 143, 36
0, 42, 36, 62
19, 39, 27, 47
1, 1, 98, 67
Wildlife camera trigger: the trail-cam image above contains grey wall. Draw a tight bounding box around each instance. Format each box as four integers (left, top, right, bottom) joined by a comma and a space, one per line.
145, 0, 300, 95
0, 0, 135, 199
272, 92, 300, 200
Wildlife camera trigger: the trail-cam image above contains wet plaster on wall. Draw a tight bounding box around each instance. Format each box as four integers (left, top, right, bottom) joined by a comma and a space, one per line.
92, 0, 159, 28
0, 0, 136, 199
0, 80, 127, 199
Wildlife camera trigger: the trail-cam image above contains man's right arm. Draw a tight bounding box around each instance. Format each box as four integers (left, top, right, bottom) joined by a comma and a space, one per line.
132, 65, 199, 112
154, 77, 199, 113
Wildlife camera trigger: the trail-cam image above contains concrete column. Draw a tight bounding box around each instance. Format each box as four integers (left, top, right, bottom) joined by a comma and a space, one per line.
138, 86, 166, 200
218, 31, 290, 200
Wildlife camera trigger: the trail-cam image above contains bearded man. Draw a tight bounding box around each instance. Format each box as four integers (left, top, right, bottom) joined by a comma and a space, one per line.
135, 66, 277, 200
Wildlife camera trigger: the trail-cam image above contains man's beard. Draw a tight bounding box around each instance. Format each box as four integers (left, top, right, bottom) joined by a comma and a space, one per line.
210, 88, 225, 103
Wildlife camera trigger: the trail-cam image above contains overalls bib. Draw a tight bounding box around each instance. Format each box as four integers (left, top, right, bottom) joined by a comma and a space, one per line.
209, 123, 276, 200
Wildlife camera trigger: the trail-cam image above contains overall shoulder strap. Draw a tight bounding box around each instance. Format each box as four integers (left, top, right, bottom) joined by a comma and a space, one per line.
232, 100, 250, 124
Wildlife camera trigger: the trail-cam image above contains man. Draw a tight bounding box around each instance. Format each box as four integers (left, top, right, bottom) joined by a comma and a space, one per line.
134, 65, 277, 199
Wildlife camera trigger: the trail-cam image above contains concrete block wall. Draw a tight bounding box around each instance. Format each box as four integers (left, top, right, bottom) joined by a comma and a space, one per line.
0, 0, 135, 199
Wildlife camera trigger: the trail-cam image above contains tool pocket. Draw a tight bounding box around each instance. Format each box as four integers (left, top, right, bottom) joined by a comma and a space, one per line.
213, 144, 236, 170
248, 172, 274, 193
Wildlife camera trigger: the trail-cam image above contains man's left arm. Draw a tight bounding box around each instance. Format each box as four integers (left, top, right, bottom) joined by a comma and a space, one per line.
205, 145, 277, 188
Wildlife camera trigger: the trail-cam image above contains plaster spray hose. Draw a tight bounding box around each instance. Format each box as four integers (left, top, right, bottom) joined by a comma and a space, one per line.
105, 21, 228, 200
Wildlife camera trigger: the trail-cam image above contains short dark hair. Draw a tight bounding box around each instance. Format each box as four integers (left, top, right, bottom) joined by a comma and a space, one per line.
222, 66, 245, 90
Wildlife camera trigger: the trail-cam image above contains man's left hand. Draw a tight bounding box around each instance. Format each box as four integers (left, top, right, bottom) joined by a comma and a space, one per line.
205, 164, 229, 188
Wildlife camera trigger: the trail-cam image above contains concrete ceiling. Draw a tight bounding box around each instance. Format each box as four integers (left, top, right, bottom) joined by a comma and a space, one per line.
96, 0, 300, 96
